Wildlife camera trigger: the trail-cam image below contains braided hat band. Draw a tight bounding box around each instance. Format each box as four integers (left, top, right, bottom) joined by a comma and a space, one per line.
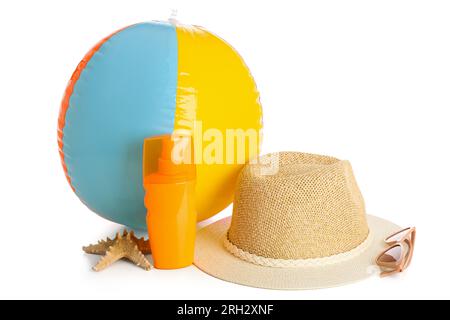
223, 231, 374, 268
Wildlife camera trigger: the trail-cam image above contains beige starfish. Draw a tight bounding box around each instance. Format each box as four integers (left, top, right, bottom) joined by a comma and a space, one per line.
83, 230, 152, 271
83, 230, 151, 255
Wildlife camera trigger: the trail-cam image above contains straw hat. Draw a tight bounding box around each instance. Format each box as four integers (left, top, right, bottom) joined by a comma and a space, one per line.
194, 152, 400, 290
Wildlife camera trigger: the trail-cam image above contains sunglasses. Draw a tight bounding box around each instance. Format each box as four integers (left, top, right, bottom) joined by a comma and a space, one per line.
376, 227, 416, 277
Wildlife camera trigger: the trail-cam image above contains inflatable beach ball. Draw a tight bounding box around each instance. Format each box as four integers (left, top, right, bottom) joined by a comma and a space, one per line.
58, 21, 263, 229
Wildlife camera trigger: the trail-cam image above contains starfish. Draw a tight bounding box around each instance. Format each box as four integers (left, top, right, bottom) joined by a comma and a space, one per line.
83, 230, 152, 271
83, 230, 151, 255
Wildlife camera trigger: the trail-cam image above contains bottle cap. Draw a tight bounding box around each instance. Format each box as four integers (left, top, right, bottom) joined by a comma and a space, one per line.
143, 134, 195, 184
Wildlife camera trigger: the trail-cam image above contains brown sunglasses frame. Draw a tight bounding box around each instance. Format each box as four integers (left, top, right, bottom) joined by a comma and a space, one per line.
376, 227, 416, 277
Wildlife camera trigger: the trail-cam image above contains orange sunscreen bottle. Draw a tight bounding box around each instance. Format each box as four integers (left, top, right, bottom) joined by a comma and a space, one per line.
143, 135, 196, 269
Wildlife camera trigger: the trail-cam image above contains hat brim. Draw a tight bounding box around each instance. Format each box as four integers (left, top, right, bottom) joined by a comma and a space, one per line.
194, 215, 399, 290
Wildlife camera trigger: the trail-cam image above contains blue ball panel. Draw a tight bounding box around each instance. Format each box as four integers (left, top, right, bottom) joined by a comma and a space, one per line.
63, 22, 178, 229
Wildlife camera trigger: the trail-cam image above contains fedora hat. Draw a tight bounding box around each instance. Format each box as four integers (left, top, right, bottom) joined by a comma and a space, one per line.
194, 152, 400, 289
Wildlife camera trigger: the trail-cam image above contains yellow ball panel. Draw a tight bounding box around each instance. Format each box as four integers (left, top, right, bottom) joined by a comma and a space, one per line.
174, 25, 263, 221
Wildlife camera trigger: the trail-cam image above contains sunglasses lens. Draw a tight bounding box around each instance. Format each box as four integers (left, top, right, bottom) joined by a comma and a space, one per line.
386, 228, 411, 243
378, 244, 403, 264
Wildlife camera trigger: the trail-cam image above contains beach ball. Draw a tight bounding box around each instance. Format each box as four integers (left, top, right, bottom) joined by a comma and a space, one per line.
58, 21, 263, 229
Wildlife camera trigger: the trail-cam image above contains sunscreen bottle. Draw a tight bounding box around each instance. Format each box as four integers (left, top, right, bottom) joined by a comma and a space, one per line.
143, 134, 196, 269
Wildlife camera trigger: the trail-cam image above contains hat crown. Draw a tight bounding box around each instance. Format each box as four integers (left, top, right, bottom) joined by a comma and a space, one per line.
228, 152, 369, 260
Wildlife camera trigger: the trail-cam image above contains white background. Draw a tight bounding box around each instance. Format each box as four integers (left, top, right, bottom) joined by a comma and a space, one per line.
0, 0, 449, 300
